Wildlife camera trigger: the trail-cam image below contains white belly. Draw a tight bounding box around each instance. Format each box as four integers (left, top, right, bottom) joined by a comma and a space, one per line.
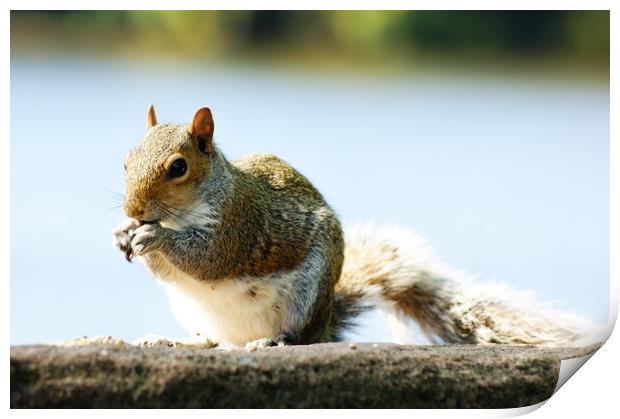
144, 255, 289, 347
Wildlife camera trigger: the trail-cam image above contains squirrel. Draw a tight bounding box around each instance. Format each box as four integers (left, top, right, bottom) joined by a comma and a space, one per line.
113, 105, 598, 350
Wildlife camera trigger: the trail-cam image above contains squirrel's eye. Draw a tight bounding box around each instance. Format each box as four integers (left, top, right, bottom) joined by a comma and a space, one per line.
168, 158, 188, 179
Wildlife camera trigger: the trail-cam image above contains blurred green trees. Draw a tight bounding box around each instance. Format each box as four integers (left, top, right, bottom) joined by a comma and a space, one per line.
11, 11, 609, 74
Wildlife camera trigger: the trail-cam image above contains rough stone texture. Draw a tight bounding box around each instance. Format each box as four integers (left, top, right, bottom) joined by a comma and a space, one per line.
10, 342, 599, 409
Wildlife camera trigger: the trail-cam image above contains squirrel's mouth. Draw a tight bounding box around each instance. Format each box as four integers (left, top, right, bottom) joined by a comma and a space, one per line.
136, 219, 159, 226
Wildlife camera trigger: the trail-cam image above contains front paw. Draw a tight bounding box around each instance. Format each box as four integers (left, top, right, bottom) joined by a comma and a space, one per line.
131, 223, 169, 257
113, 218, 141, 261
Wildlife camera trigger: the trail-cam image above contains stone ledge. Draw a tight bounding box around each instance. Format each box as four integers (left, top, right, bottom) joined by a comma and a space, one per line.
10, 342, 600, 408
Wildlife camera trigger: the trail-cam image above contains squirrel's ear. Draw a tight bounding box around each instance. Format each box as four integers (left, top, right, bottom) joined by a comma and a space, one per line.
187, 107, 214, 155
146, 105, 158, 129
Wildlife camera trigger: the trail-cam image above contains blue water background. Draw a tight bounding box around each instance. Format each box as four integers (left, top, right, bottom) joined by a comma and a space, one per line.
10, 57, 609, 344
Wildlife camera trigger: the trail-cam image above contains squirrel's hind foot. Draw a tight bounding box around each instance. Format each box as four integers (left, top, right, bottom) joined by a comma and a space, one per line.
244, 337, 287, 352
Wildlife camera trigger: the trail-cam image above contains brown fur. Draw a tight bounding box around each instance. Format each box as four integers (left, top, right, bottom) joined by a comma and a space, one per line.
121, 106, 344, 345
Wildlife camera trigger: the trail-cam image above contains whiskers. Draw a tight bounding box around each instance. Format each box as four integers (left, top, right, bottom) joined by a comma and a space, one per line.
76, 185, 126, 222
155, 202, 219, 231
87, 184, 220, 231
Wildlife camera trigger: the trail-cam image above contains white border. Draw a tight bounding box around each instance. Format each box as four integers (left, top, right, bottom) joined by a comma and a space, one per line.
4, 2, 617, 417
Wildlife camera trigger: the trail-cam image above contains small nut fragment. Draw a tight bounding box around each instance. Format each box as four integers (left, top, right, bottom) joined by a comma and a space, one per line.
348, 343, 358, 350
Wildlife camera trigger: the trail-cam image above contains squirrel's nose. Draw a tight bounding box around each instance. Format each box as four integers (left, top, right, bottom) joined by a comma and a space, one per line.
124, 200, 145, 220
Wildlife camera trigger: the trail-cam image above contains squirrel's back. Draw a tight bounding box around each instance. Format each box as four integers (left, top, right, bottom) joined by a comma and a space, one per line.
233, 153, 323, 196
221, 153, 343, 278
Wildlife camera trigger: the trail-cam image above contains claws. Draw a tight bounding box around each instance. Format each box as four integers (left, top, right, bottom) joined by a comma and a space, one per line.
125, 247, 134, 262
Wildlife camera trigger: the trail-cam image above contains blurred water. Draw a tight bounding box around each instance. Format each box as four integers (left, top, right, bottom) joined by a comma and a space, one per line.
10, 56, 609, 344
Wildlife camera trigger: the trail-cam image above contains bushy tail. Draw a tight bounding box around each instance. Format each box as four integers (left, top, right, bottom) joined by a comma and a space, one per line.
334, 224, 602, 347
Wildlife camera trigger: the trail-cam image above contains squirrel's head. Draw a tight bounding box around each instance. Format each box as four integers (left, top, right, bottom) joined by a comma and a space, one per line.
123, 105, 215, 223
